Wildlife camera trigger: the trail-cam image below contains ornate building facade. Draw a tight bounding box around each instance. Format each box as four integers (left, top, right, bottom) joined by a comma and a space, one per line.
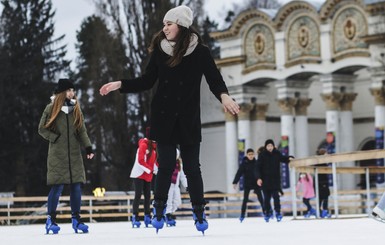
200, 0, 385, 194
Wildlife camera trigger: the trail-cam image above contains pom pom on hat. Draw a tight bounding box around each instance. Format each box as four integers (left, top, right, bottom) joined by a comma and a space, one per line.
54, 79, 75, 94
163, 5, 193, 28
265, 139, 275, 148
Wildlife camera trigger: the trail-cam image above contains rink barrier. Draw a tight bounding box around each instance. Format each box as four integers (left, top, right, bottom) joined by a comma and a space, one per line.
289, 149, 385, 219
1, 188, 384, 225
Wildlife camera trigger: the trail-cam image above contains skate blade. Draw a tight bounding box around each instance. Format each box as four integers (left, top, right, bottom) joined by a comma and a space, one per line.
371, 214, 385, 223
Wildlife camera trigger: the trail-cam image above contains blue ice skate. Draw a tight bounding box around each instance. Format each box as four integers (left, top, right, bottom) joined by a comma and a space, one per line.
45, 215, 60, 234
320, 210, 331, 218
151, 200, 166, 233
304, 208, 317, 218
192, 205, 209, 235
144, 214, 152, 227
264, 212, 273, 222
276, 212, 283, 222
72, 217, 89, 233
239, 215, 245, 223
166, 213, 176, 226
131, 215, 141, 228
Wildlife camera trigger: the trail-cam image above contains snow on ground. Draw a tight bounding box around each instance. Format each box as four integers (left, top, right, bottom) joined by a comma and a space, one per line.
0, 216, 383, 245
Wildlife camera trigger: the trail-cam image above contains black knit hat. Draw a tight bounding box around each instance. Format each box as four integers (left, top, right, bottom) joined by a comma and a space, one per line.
54, 79, 75, 94
265, 139, 275, 148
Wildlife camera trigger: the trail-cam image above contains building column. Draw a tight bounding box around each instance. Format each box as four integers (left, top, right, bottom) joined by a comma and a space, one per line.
250, 103, 269, 151
340, 92, 358, 190
370, 85, 385, 186
277, 98, 296, 156
294, 98, 312, 158
225, 112, 238, 194
237, 103, 254, 153
277, 98, 296, 189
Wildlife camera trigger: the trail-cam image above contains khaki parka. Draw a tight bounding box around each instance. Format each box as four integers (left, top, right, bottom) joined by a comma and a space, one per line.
38, 103, 92, 185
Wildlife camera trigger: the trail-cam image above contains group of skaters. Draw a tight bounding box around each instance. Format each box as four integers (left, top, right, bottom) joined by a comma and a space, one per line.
129, 133, 188, 229
233, 139, 293, 223
233, 144, 333, 223
38, 4, 385, 236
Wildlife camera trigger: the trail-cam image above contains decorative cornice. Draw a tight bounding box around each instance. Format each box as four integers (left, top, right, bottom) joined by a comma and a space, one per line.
210, 9, 274, 40
331, 50, 370, 62
319, 0, 364, 22
215, 56, 245, 67
285, 57, 322, 68
366, 1, 385, 16
274, 1, 318, 31
242, 63, 276, 74
361, 33, 385, 44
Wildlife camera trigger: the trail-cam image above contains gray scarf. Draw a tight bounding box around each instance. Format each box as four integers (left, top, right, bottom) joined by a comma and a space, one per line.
160, 33, 198, 57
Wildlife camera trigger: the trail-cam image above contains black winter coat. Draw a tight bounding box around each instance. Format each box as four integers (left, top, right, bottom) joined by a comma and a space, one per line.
119, 43, 229, 145
232, 157, 258, 189
256, 149, 291, 191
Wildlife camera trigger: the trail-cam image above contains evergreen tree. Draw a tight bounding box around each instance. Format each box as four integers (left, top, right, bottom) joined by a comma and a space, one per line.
75, 16, 132, 191
0, 0, 69, 195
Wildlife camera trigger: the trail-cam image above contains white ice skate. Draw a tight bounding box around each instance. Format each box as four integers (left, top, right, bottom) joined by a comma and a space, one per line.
371, 206, 385, 223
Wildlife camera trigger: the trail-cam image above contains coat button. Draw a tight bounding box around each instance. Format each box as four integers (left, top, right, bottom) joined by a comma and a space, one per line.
165, 80, 169, 84
164, 95, 168, 98
177, 97, 181, 101
179, 82, 183, 85
161, 110, 165, 114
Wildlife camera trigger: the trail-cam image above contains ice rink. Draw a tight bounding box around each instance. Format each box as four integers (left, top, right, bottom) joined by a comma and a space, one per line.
0, 216, 382, 245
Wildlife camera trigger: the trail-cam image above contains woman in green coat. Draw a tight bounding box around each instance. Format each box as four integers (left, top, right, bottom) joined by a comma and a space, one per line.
38, 79, 94, 234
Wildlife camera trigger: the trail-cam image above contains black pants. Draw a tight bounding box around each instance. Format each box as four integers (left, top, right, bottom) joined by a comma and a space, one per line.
132, 178, 151, 215
303, 198, 312, 212
319, 197, 329, 211
241, 187, 264, 216
154, 143, 205, 206
263, 189, 281, 214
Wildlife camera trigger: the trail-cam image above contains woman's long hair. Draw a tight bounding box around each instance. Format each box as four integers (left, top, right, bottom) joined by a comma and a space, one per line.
146, 139, 157, 161
148, 25, 203, 67
44, 92, 83, 130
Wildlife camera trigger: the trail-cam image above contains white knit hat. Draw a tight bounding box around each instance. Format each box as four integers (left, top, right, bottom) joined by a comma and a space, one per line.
163, 5, 193, 28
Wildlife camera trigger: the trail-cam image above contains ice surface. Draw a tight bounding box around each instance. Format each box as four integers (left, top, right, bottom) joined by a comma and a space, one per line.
0, 216, 382, 245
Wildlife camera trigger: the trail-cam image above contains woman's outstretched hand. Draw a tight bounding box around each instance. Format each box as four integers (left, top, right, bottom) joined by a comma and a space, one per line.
221, 94, 240, 115
99, 81, 122, 96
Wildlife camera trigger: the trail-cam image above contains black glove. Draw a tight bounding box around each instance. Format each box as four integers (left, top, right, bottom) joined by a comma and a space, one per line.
86, 146, 93, 155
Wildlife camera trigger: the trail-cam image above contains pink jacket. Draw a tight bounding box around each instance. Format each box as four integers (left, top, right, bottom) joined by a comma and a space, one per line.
296, 173, 315, 199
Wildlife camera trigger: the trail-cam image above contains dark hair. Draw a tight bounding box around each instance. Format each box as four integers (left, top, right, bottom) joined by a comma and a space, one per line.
148, 25, 203, 67
246, 148, 254, 154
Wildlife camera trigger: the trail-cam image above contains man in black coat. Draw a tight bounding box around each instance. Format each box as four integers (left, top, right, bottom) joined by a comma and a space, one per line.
256, 139, 293, 222
233, 148, 264, 222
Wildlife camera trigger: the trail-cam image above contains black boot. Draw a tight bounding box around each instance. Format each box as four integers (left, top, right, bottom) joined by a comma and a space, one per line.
192, 204, 208, 234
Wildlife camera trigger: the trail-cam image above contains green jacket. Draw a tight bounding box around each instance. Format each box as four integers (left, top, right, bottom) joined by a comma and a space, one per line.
38, 103, 92, 185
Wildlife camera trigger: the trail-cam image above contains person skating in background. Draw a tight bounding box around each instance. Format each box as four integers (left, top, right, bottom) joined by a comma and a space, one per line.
296, 172, 316, 218
38, 79, 94, 234
233, 148, 264, 222
256, 139, 293, 222
165, 149, 188, 226
99, 5, 239, 234
130, 129, 158, 228
316, 148, 331, 218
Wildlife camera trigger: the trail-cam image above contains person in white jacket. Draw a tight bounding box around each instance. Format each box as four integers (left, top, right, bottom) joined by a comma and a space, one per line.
165, 149, 188, 226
